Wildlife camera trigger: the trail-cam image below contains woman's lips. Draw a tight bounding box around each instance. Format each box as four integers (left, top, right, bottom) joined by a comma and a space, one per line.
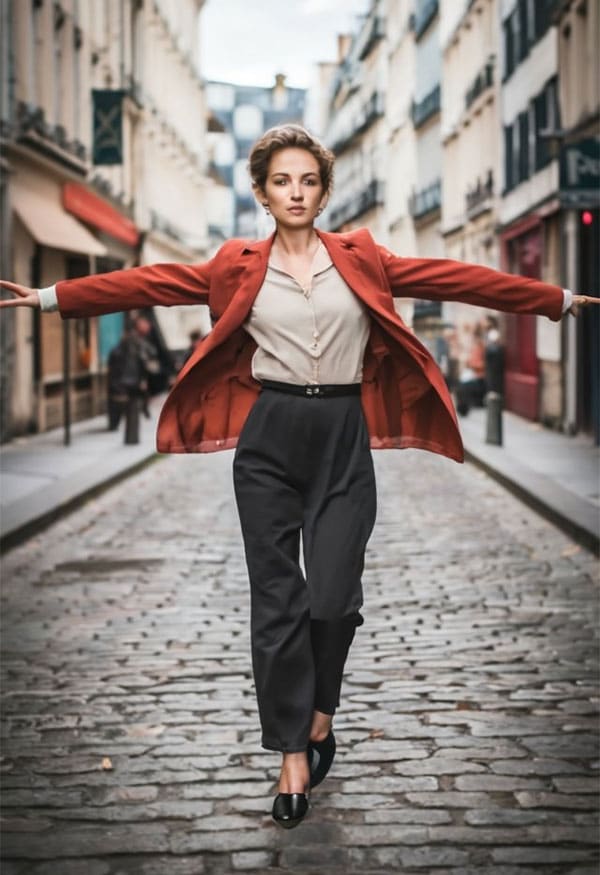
288, 207, 306, 213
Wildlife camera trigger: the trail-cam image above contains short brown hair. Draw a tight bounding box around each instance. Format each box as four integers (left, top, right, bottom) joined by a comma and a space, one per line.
248, 124, 335, 195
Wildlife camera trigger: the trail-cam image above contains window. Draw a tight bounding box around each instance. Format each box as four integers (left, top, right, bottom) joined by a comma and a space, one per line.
503, 19, 514, 79
518, 111, 529, 182
504, 124, 514, 190
533, 92, 547, 169
517, 0, 528, 61
534, 77, 560, 171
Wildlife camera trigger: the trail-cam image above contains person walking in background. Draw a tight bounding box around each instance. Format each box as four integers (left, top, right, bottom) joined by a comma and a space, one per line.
455, 320, 487, 416
483, 315, 505, 395
106, 318, 160, 430
1, 124, 597, 831
107, 325, 147, 431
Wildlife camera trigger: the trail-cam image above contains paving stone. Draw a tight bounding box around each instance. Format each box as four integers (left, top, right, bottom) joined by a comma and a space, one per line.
492, 846, 598, 865
454, 774, 548, 791
516, 791, 598, 809
168, 828, 270, 854
231, 850, 276, 870
405, 791, 505, 808
27, 862, 111, 875
340, 775, 438, 794
114, 858, 206, 875
489, 758, 589, 776
552, 776, 599, 793
363, 808, 452, 825
392, 757, 486, 775
380, 845, 471, 868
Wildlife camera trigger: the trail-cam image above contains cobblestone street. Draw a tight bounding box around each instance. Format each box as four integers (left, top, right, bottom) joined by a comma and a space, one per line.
1, 448, 598, 875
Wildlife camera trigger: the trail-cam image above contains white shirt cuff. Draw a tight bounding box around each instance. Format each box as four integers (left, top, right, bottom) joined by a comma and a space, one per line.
38, 285, 58, 312
562, 288, 573, 314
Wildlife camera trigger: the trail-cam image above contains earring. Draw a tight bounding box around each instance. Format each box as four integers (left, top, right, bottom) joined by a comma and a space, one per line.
262, 203, 270, 215
316, 207, 323, 216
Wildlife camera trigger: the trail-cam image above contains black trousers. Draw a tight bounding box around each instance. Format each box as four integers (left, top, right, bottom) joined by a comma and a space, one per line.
233, 387, 377, 752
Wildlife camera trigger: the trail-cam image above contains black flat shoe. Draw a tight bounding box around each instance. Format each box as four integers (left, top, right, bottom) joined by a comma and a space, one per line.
308, 730, 336, 788
272, 792, 309, 829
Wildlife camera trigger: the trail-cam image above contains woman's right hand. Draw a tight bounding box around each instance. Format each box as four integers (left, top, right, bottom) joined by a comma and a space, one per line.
0, 281, 40, 309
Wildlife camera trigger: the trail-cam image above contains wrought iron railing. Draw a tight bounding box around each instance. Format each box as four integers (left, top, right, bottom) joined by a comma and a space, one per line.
411, 85, 441, 129
409, 178, 441, 219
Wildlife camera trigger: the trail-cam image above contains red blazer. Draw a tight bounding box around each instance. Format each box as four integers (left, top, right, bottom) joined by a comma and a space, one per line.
55, 227, 564, 463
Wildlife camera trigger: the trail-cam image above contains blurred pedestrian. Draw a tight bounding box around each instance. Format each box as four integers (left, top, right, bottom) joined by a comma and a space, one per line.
1, 124, 597, 831
483, 315, 505, 394
106, 323, 152, 431
456, 320, 487, 416
132, 315, 161, 418
435, 325, 459, 391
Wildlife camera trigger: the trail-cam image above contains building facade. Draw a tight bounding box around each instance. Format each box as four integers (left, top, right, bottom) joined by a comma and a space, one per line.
205, 75, 305, 244
310, 0, 597, 440
0, 0, 210, 440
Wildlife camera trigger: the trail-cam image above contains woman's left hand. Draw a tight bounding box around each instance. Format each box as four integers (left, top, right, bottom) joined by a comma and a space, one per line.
568, 295, 600, 316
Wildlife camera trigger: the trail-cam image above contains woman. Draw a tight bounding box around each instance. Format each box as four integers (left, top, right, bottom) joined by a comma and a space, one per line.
0, 124, 596, 829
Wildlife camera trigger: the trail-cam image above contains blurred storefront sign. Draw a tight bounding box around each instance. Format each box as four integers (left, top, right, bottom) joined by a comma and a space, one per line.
559, 136, 600, 207
92, 90, 126, 165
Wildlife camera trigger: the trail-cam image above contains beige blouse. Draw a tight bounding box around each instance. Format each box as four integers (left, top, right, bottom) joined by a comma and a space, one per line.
244, 242, 371, 386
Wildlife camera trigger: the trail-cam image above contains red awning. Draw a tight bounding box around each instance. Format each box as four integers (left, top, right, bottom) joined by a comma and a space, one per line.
62, 182, 140, 247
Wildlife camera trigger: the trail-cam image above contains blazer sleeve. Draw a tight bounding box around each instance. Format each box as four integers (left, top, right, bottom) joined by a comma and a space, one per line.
55, 256, 216, 319
377, 246, 564, 322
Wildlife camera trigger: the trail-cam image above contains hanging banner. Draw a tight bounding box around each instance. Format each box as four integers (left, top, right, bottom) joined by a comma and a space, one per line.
92, 89, 126, 165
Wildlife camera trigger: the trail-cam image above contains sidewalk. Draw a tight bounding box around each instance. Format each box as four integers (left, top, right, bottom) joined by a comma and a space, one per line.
1, 395, 598, 553
0, 396, 163, 551
459, 404, 599, 554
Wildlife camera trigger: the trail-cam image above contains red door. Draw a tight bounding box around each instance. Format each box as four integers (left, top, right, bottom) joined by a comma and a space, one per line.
504, 228, 540, 420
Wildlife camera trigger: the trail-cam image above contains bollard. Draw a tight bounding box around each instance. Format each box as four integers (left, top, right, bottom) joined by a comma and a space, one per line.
124, 393, 140, 444
485, 391, 503, 445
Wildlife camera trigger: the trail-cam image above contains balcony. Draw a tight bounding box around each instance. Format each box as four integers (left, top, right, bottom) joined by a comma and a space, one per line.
356, 15, 386, 60
465, 58, 494, 111
413, 0, 439, 39
329, 90, 385, 155
15, 101, 87, 165
411, 85, 440, 129
465, 169, 494, 218
409, 178, 441, 220
328, 179, 385, 229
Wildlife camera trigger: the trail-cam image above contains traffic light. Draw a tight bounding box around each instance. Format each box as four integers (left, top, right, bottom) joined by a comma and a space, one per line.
581, 210, 594, 226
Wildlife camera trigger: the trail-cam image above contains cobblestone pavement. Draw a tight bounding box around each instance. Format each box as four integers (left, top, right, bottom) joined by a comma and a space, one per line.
1, 448, 598, 875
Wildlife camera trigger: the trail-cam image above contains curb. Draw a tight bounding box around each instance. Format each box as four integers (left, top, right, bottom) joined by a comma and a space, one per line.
0, 453, 161, 554
464, 447, 600, 557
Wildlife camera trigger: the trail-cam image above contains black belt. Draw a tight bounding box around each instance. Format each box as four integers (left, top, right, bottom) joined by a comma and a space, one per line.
260, 379, 361, 398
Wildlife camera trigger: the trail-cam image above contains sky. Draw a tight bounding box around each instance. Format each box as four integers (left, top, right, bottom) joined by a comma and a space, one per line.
200, 0, 370, 89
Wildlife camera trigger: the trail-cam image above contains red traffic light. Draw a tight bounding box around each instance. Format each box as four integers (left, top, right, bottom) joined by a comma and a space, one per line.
581, 210, 594, 225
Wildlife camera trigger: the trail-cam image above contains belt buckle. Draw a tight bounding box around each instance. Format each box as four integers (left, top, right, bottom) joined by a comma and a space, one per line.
305, 385, 320, 397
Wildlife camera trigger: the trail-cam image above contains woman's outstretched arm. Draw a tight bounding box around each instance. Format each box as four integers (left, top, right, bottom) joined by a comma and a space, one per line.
0, 255, 217, 317
377, 246, 597, 320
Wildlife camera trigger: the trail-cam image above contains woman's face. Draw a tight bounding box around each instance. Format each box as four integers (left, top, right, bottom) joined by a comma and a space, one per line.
258, 147, 327, 229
